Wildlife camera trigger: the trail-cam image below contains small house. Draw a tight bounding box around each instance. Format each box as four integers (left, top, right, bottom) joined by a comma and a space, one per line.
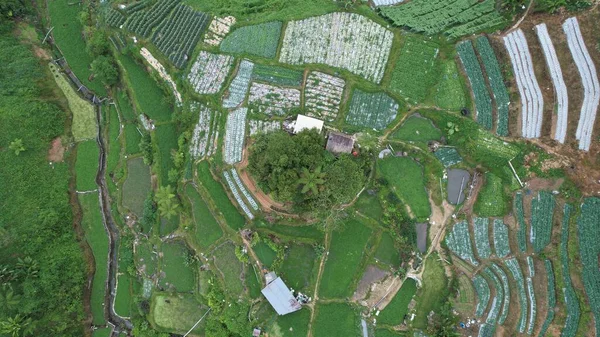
326, 132, 355, 154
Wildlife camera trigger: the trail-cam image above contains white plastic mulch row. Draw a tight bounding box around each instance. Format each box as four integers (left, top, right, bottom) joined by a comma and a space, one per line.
563, 17, 599, 151
535, 23, 569, 144
279, 12, 393, 83
223, 59, 254, 109
188, 51, 233, 94
526, 277, 536, 335
230, 169, 259, 211
223, 171, 254, 219
304, 71, 346, 121
204, 16, 236, 46
505, 258, 528, 333
373, 0, 405, 6
140, 47, 182, 106
223, 107, 247, 164
189, 102, 212, 159
503, 29, 544, 139
248, 82, 301, 115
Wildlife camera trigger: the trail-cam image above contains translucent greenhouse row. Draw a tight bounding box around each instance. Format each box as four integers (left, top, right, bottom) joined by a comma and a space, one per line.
223, 108, 247, 164
445, 220, 478, 266
223, 171, 254, 219
505, 258, 528, 333
473, 217, 491, 259
492, 219, 510, 258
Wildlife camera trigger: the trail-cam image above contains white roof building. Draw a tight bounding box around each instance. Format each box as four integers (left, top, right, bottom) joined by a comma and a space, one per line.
293, 114, 324, 134
261, 276, 302, 315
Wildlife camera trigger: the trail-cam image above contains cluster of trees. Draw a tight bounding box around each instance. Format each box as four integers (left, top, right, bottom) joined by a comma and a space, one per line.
248, 130, 371, 212
0, 20, 86, 336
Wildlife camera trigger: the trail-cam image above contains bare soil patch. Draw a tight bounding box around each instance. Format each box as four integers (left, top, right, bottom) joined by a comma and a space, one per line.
48, 137, 65, 162
352, 265, 390, 303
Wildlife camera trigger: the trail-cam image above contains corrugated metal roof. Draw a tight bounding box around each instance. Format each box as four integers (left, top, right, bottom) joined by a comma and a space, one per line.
261, 277, 302, 315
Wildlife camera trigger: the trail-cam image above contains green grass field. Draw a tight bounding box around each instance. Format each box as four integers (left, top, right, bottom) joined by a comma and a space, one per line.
75, 140, 99, 191
435, 60, 467, 110
135, 239, 158, 277
197, 161, 245, 230
160, 216, 180, 236
376, 329, 409, 337
122, 157, 152, 216
151, 293, 206, 334
124, 123, 141, 155
118, 54, 172, 122
280, 244, 317, 292
49, 63, 97, 141
106, 105, 121, 174
220, 22, 282, 59
159, 242, 196, 292
254, 241, 277, 268
375, 232, 400, 268
255, 222, 325, 242
117, 90, 137, 122
413, 253, 448, 329
185, 184, 223, 249
378, 278, 417, 326
114, 274, 133, 317
473, 173, 507, 217
213, 243, 244, 295
389, 36, 440, 104
245, 264, 262, 298
313, 303, 359, 337
391, 114, 441, 142
377, 157, 431, 221
92, 328, 111, 337
46, 0, 106, 95
79, 193, 108, 325
319, 219, 372, 299
155, 123, 178, 185
270, 307, 311, 337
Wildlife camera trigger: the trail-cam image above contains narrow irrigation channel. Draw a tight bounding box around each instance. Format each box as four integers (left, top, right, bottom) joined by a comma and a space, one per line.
95, 106, 133, 336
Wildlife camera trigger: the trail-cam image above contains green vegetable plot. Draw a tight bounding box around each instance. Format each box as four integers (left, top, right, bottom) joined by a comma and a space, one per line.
221, 22, 282, 59
457, 40, 492, 130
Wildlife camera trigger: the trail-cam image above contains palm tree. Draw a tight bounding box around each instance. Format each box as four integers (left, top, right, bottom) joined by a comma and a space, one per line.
0, 265, 16, 286
297, 166, 326, 195
0, 285, 21, 312
16, 257, 38, 279
0, 314, 33, 337
154, 185, 179, 219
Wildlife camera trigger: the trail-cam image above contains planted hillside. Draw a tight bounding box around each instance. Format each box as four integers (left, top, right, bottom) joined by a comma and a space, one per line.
577, 197, 600, 334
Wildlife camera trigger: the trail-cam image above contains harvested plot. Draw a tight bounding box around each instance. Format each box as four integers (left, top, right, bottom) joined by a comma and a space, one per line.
124, 0, 180, 38
505, 258, 528, 333
280, 12, 393, 83
280, 244, 317, 292
220, 21, 282, 59
248, 83, 301, 116
476, 36, 510, 136
189, 103, 213, 159
378, 278, 417, 325
503, 29, 544, 139
49, 63, 97, 141
435, 60, 467, 110
346, 89, 398, 130
380, 0, 505, 38
378, 157, 431, 221
457, 40, 492, 130
122, 158, 152, 216
223, 107, 247, 164
79, 193, 109, 325
392, 114, 441, 142
185, 184, 222, 249
213, 243, 244, 295
473, 274, 490, 317
473, 217, 491, 259
204, 16, 236, 46
577, 197, 600, 334
491, 263, 510, 324
563, 17, 599, 151
249, 120, 281, 136
313, 303, 360, 337
252, 64, 304, 87
492, 219, 510, 258
151, 293, 206, 334
445, 221, 478, 265
197, 162, 245, 230
434, 147, 462, 168
530, 191, 555, 253
187, 51, 234, 95
159, 242, 195, 292
304, 71, 345, 121
223, 59, 254, 109
151, 4, 210, 68
536, 23, 568, 143
319, 219, 372, 299
75, 140, 99, 191
561, 205, 580, 337
389, 36, 439, 104
474, 173, 506, 217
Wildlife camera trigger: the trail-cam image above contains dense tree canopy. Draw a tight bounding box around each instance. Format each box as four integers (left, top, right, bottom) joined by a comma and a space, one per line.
248, 130, 370, 211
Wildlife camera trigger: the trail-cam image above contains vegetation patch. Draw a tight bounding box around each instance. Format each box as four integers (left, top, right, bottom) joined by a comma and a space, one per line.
413, 253, 449, 329
159, 242, 196, 292
319, 219, 372, 299
155, 123, 178, 185
151, 293, 206, 333
346, 89, 399, 130
435, 60, 467, 110
377, 156, 431, 221
185, 184, 222, 249
252, 63, 304, 87
280, 244, 317, 292
255, 222, 325, 241
254, 241, 277, 268
122, 157, 152, 216
114, 274, 133, 317
75, 140, 99, 191
354, 192, 383, 221
220, 21, 282, 58
106, 105, 121, 174
313, 303, 359, 337
378, 278, 417, 326
245, 264, 262, 298
124, 123, 141, 155
473, 173, 507, 217
269, 307, 311, 337
117, 90, 137, 121
375, 231, 401, 268
213, 243, 244, 295
391, 114, 441, 143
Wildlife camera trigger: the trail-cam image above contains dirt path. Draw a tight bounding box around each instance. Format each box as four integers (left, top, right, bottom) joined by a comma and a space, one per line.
307, 230, 330, 337
509, 0, 535, 31
241, 232, 264, 274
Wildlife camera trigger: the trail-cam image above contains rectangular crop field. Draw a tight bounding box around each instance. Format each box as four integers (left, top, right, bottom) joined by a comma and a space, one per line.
389, 36, 440, 104
151, 293, 206, 334
159, 242, 196, 292
435, 60, 467, 110
122, 157, 152, 217
280, 244, 317, 293
375, 231, 401, 268
377, 278, 417, 325
213, 243, 244, 295
79, 193, 108, 325
252, 64, 304, 87
413, 253, 448, 329
197, 161, 245, 230
377, 157, 431, 221
473, 173, 507, 217
155, 123, 178, 185
391, 114, 441, 143
270, 307, 311, 337
319, 218, 372, 299
124, 123, 141, 155
75, 140, 99, 191
220, 21, 282, 59
313, 303, 359, 337
346, 89, 399, 130
185, 184, 222, 249
114, 274, 133, 317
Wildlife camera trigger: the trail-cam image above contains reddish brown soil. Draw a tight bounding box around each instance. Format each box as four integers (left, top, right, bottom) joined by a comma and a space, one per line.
48, 137, 65, 162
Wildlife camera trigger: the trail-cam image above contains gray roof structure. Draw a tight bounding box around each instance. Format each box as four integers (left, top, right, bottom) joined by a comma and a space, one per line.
326, 132, 355, 154
261, 277, 302, 316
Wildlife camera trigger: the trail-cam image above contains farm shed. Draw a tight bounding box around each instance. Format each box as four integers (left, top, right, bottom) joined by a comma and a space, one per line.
292, 114, 324, 134
326, 132, 355, 154
261, 276, 302, 315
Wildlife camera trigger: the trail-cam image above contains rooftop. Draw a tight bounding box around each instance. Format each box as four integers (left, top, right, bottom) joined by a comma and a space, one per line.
293, 114, 324, 134
326, 132, 355, 154
261, 277, 302, 316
